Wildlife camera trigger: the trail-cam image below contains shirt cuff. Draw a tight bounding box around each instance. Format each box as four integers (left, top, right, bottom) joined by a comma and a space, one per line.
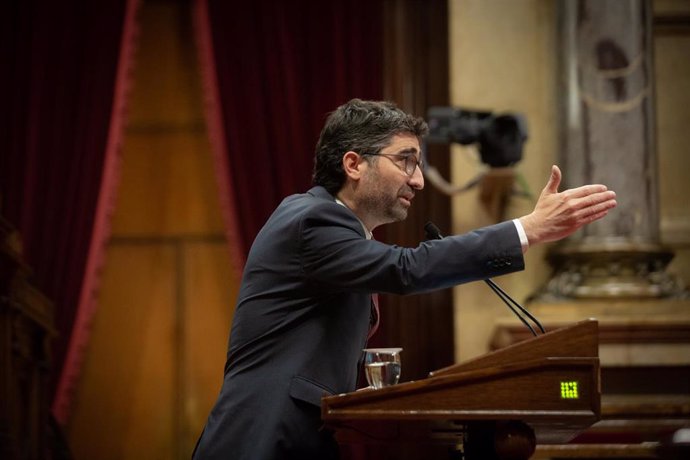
512, 218, 530, 253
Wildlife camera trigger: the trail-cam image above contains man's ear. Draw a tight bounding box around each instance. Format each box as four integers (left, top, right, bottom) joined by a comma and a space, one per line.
342, 151, 364, 180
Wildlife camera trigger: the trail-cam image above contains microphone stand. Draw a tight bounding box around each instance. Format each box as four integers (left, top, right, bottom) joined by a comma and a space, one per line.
424, 221, 545, 337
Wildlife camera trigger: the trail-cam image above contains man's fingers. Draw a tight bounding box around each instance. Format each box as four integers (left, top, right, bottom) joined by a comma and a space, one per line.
563, 183, 609, 199
570, 190, 617, 211
577, 197, 618, 218
580, 209, 611, 226
543, 165, 562, 194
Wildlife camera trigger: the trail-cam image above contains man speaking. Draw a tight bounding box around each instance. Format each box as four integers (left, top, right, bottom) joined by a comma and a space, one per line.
192, 99, 617, 459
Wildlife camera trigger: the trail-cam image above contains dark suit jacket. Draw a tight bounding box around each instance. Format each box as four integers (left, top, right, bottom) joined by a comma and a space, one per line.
192, 186, 524, 459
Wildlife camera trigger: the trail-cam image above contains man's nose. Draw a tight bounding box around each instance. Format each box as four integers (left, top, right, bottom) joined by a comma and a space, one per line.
409, 164, 424, 190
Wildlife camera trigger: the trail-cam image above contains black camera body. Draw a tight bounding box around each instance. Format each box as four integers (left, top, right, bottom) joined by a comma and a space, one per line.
426, 107, 528, 167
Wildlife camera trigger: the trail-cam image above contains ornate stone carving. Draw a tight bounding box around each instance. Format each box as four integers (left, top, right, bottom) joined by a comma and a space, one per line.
540, 241, 688, 300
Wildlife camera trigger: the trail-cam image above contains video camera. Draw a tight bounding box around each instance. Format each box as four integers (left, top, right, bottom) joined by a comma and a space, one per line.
426, 107, 528, 167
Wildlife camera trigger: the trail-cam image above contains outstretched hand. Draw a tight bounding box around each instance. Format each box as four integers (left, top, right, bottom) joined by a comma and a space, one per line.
519, 165, 617, 247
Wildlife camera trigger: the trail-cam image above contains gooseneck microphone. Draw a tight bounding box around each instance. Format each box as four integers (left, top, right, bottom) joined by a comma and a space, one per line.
424, 221, 545, 336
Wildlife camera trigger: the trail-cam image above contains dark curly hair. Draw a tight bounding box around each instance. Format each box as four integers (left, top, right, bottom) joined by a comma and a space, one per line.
312, 99, 428, 194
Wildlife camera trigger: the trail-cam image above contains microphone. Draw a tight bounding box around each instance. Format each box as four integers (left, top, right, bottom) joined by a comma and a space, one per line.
424, 221, 545, 336
424, 221, 444, 241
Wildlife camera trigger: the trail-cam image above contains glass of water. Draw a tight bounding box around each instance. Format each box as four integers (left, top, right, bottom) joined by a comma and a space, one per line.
363, 348, 402, 389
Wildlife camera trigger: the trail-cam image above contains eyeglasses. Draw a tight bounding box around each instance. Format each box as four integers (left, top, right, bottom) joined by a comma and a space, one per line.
362, 153, 424, 176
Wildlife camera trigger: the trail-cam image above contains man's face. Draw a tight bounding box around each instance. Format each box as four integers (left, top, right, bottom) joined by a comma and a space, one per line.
358, 133, 424, 227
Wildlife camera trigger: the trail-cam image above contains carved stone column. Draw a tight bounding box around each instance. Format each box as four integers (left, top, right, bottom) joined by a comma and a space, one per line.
490, 2, 690, 454
541, 0, 686, 300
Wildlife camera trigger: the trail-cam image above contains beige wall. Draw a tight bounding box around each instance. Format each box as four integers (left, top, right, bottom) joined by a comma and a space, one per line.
66, 3, 240, 459
449, 0, 690, 361
449, 0, 557, 361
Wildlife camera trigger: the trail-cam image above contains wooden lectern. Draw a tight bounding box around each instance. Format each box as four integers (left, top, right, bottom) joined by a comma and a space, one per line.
322, 319, 601, 459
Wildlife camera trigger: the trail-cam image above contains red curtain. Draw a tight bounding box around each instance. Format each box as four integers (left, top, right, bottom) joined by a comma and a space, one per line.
0, 0, 138, 424
195, 0, 384, 260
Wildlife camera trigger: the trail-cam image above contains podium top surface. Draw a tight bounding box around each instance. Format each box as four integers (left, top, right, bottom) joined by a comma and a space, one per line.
430, 319, 598, 378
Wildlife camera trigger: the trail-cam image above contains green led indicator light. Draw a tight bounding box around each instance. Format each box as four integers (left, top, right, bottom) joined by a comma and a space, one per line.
560, 381, 579, 399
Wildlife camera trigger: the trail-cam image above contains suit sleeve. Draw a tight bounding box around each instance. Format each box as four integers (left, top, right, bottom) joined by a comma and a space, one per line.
298, 201, 524, 295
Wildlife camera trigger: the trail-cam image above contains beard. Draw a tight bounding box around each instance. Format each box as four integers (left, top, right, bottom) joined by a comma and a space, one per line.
359, 176, 412, 225
362, 194, 408, 224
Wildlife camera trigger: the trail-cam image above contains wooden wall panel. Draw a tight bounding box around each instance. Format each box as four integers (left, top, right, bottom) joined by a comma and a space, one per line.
68, 245, 177, 460
182, 242, 238, 455
111, 131, 223, 237
127, 0, 202, 128
69, 238, 238, 460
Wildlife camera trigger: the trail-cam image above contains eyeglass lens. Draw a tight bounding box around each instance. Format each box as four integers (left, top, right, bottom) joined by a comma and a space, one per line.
405, 156, 421, 175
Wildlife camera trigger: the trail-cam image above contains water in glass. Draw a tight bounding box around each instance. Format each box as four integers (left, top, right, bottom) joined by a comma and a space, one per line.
363, 348, 402, 389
